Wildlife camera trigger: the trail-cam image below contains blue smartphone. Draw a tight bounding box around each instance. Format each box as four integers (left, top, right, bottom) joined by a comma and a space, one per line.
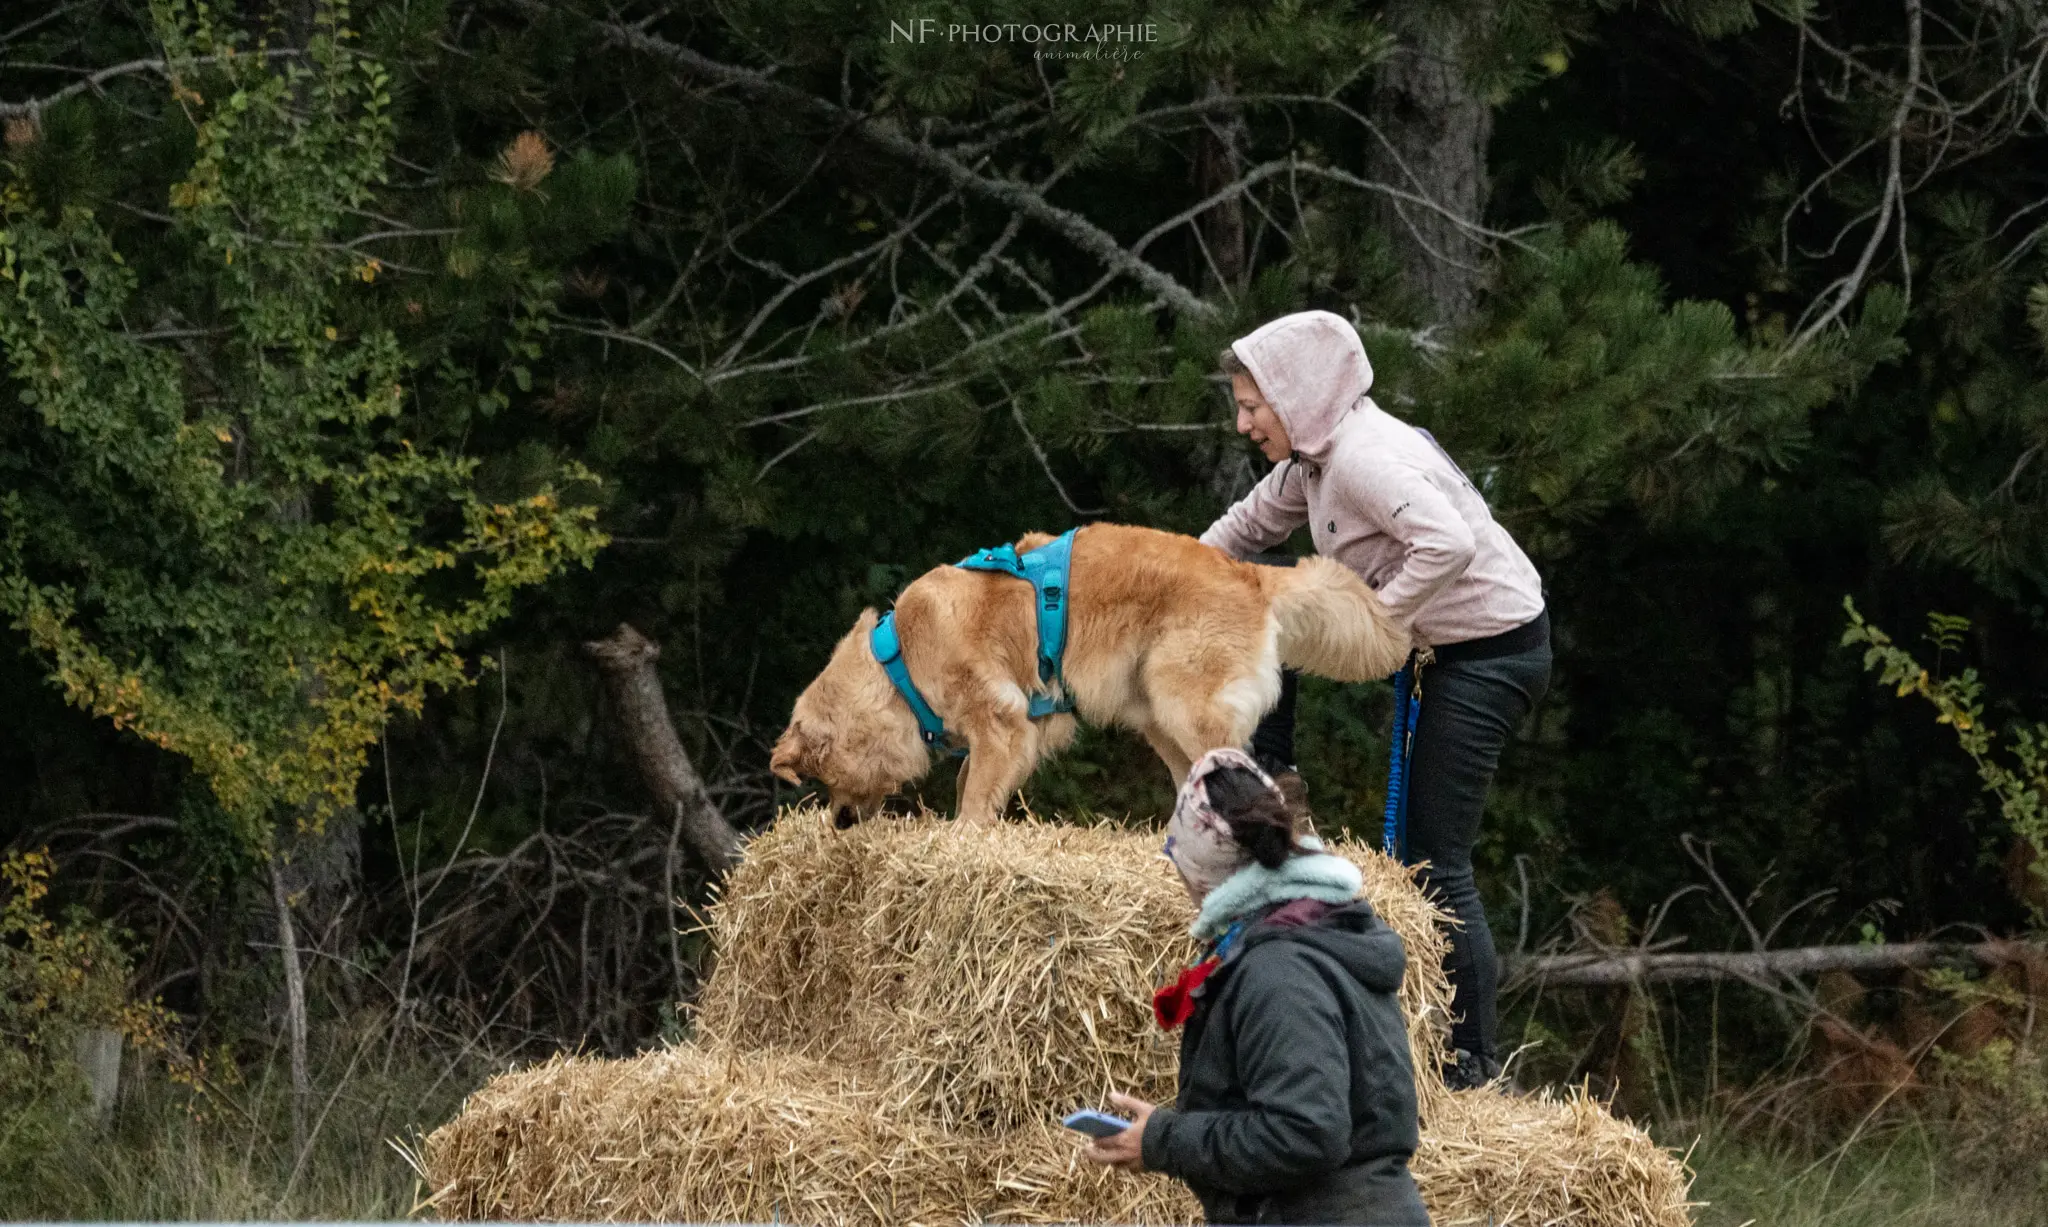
1062, 1108, 1132, 1138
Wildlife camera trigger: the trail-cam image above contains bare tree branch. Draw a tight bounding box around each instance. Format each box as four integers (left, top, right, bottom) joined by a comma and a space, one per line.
535, 4, 1222, 319
584, 624, 742, 873
1508, 938, 2040, 989
0, 49, 301, 118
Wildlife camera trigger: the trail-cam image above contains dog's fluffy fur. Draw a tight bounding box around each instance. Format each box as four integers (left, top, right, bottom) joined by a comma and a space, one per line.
770, 524, 1408, 825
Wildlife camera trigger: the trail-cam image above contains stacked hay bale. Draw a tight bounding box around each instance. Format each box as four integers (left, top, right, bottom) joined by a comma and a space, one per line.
425, 813, 1693, 1226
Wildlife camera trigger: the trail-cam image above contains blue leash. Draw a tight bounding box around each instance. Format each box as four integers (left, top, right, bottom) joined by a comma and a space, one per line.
1382, 655, 1424, 862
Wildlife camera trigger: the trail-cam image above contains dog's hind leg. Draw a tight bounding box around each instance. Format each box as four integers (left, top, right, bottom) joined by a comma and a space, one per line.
1141, 727, 1195, 787
1142, 645, 1276, 783
1151, 701, 1255, 782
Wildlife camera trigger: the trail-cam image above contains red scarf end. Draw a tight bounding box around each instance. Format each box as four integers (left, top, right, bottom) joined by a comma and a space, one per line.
1153, 958, 1220, 1030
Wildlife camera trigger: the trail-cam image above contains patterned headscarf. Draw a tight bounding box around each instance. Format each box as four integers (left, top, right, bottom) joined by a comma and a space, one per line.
1163, 748, 1279, 905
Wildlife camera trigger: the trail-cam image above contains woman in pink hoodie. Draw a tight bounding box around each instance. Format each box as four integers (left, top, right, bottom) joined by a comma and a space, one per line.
1201, 310, 1551, 1091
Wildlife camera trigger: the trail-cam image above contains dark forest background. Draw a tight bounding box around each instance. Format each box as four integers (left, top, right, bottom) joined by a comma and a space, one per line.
3, 5, 2047, 1214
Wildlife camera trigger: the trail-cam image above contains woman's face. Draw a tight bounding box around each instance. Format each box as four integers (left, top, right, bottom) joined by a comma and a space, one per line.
1232, 371, 1292, 463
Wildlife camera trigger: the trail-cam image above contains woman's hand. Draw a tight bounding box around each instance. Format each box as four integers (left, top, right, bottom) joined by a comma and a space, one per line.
1080, 1091, 1157, 1172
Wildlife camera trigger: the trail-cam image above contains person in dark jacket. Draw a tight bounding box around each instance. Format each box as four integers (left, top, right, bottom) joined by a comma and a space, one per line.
1081, 748, 1431, 1226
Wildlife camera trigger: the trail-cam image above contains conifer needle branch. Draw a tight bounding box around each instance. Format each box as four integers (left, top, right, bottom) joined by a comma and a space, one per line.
542, 5, 1221, 319
737, 379, 974, 429
1010, 401, 1105, 517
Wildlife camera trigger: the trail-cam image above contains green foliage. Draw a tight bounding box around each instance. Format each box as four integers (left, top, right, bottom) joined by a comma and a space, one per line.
1878, 280, 2048, 601
0, 1, 606, 846
1, 1012, 480, 1219
1375, 223, 1904, 540
1842, 599, 2048, 924
0, 0, 2043, 1081
0, 848, 174, 1189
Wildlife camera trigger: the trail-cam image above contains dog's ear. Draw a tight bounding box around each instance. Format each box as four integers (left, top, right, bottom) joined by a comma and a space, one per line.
769, 727, 804, 785
770, 721, 830, 785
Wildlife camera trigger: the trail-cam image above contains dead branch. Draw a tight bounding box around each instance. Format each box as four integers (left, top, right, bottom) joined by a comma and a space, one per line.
547, 5, 1221, 320
1781, 0, 2048, 350
583, 623, 742, 873
0, 49, 301, 119
1788, 0, 1924, 352
1507, 938, 2041, 990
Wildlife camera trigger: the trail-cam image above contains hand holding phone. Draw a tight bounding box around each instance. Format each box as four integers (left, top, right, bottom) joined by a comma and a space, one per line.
1074, 1092, 1154, 1173
1062, 1108, 1132, 1138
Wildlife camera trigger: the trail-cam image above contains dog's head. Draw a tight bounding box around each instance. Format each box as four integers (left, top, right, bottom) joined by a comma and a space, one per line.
771, 608, 930, 829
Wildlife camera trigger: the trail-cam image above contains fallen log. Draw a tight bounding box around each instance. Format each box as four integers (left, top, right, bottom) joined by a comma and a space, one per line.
1507, 939, 2041, 989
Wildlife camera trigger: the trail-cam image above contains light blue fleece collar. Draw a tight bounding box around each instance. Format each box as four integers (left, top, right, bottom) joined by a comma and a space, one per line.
1191, 842, 1364, 940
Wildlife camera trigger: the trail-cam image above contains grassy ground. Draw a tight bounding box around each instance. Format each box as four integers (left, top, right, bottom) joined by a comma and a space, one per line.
1683, 1120, 2047, 1227
18, 1088, 2048, 1222
5, 1031, 471, 1220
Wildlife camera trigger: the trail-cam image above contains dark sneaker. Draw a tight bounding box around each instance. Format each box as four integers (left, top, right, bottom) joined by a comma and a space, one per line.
1442, 1048, 1502, 1092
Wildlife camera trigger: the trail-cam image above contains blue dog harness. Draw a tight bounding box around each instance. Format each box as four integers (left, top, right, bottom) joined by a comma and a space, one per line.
870, 529, 1079, 756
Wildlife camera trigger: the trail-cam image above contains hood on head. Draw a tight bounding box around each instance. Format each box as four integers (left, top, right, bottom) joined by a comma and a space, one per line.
1230, 310, 1373, 462
1252, 900, 1406, 994
1165, 747, 1276, 905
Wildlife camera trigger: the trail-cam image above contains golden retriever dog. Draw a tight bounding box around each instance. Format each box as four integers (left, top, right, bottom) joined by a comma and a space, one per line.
770, 524, 1407, 826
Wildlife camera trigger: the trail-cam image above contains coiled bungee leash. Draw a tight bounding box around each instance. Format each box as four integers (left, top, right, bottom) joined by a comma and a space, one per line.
1381, 648, 1432, 862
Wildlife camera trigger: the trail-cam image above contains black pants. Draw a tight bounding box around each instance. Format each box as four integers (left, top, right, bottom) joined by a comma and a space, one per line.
1400, 640, 1550, 1064
1245, 552, 1302, 773
1247, 556, 1551, 1064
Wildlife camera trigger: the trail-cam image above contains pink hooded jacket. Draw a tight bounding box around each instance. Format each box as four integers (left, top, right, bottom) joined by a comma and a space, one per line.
1199, 311, 1545, 648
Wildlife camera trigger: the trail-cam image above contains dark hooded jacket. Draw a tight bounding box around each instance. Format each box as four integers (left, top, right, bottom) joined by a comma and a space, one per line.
1140, 900, 1431, 1226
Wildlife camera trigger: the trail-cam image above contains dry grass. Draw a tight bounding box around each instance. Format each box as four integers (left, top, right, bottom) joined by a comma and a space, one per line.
696, 812, 1455, 1130
1419, 1088, 1695, 1226
425, 1045, 1204, 1226
425, 808, 1694, 1225
424, 1047, 986, 1225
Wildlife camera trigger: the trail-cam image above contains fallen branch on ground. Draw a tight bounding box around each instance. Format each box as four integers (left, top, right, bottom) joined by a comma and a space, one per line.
1507, 938, 2042, 989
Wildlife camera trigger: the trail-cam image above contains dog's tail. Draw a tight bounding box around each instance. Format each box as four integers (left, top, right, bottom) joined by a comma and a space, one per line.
1258, 557, 1410, 682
